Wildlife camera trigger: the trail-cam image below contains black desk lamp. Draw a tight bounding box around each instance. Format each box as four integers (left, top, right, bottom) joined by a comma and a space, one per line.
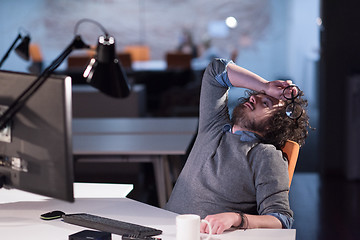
0, 30, 31, 68
84, 35, 130, 98
0, 19, 131, 130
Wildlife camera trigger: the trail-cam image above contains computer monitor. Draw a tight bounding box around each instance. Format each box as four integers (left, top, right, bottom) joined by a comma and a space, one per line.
0, 70, 74, 202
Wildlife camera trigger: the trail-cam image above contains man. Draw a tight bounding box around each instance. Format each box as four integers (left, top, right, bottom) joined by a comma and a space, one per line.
165, 58, 309, 234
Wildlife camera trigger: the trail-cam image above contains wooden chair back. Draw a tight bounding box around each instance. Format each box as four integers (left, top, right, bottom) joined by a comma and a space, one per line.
282, 140, 300, 187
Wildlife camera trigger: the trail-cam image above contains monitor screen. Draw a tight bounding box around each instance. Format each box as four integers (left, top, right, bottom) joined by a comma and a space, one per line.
0, 70, 74, 202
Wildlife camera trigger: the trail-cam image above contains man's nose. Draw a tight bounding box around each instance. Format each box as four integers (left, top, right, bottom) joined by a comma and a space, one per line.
249, 95, 256, 104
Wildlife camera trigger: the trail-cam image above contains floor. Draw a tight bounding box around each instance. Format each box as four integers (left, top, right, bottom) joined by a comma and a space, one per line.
290, 173, 360, 240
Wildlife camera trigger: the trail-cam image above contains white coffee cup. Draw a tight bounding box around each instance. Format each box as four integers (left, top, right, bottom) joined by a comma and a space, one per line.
176, 214, 212, 240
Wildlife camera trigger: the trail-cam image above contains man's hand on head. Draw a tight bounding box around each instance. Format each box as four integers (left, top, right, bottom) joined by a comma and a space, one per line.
265, 80, 293, 100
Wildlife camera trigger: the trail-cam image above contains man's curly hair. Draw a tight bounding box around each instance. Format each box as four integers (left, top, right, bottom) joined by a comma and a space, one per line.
235, 90, 310, 150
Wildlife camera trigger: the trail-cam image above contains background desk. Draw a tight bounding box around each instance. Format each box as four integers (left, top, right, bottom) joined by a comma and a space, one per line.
72, 117, 198, 135
72, 118, 198, 208
0, 194, 296, 240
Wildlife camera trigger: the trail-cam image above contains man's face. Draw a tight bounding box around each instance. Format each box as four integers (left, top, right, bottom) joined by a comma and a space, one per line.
233, 93, 285, 135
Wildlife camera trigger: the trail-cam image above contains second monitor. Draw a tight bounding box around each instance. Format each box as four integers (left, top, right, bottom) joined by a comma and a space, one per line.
0, 70, 74, 202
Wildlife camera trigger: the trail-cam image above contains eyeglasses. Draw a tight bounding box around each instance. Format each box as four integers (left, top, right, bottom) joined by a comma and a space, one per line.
282, 85, 303, 120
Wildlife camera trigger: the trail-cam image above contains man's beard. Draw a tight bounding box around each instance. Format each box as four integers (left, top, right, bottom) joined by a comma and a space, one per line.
232, 104, 269, 135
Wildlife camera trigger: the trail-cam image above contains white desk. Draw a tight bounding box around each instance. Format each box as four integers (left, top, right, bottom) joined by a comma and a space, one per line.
0, 183, 133, 204
0, 194, 296, 240
73, 183, 133, 199
72, 118, 198, 208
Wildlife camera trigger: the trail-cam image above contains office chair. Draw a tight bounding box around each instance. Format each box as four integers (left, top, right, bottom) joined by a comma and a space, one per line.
67, 52, 132, 70
165, 52, 192, 70
27, 43, 43, 74
282, 140, 300, 187
67, 55, 91, 70
117, 53, 132, 69
124, 45, 150, 61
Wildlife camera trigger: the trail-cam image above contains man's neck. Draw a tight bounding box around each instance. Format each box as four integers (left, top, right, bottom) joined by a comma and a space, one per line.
232, 124, 263, 137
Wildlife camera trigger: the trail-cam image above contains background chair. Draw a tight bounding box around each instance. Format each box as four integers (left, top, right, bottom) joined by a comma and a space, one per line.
124, 45, 150, 61
67, 55, 91, 70
117, 52, 132, 69
282, 140, 300, 187
165, 52, 192, 70
27, 43, 43, 74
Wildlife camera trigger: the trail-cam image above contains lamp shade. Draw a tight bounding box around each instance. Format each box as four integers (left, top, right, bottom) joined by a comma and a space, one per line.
15, 35, 30, 61
83, 35, 131, 98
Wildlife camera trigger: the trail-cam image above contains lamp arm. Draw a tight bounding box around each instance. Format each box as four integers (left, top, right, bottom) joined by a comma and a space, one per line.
74, 18, 109, 36
0, 35, 89, 130
0, 34, 22, 68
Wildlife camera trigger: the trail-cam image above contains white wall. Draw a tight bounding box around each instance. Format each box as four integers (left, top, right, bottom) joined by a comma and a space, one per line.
287, 0, 320, 107
229, 0, 291, 109
0, 0, 272, 71
229, 0, 320, 111
0, 0, 319, 108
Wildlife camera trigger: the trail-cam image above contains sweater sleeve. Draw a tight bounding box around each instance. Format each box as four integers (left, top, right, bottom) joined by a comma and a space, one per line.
198, 59, 233, 134
249, 144, 293, 222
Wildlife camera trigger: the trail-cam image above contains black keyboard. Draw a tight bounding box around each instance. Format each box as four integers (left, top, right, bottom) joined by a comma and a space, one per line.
62, 213, 162, 237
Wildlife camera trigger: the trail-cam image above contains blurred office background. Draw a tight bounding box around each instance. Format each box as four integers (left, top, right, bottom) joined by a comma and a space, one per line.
0, 0, 359, 240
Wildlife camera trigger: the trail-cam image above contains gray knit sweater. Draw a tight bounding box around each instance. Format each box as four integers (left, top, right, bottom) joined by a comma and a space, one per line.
165, 59, 293, 227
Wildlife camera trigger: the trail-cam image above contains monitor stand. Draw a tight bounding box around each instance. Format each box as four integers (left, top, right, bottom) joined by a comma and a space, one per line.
0, 173, 5, 188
